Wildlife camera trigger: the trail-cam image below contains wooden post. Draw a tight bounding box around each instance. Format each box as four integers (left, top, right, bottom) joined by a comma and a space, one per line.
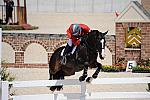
148, 83, 150, 91
0, 81, 9, 100
80, 82, 86, 100
0, 28, 2, 79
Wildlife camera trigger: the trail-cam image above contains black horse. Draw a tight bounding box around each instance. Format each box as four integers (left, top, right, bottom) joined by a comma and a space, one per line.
49, 30, 107, 91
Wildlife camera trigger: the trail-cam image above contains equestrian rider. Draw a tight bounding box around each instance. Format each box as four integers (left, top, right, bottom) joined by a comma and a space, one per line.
61, 24, 91, 65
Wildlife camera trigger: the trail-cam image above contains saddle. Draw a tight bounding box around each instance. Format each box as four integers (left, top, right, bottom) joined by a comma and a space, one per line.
61, 43, 88, 65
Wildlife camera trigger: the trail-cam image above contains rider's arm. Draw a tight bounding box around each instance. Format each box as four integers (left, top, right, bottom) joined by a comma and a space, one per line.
66, 25, 80, 46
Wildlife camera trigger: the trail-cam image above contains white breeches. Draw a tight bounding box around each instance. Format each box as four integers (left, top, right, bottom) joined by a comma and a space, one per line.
67, 39, 77, 54
67, 39, 73, 46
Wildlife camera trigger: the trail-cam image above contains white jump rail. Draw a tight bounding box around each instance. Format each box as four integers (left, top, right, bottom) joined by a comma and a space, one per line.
1, 77, 150, 100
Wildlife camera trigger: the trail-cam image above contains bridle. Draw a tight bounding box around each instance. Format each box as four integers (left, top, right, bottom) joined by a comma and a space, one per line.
83, 35, 98, 53
83, 33, 105, 54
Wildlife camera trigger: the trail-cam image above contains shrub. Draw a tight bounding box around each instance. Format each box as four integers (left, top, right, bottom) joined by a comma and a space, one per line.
102, 65, 120, 72
137, 58, 150, 67
1, 61, 16, 96
134, 58, 150, 73
114, 57, 126, 72
114, 64, 126, 72
1, 61, 15, 81
132, 66, 150, 73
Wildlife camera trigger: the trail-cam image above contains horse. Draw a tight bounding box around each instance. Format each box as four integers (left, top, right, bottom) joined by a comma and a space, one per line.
49, 30, 108, 91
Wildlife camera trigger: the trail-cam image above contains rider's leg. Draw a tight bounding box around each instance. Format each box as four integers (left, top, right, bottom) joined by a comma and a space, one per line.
63, 39, 72, 56
71, 45, 77, 55
61, 39, 73, 65
63, 44, 72, 56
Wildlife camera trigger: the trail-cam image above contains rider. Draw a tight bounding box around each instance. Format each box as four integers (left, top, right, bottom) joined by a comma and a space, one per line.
61, 24, 91, 65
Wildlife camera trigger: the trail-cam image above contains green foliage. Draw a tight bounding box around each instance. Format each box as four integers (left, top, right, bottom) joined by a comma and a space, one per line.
137, 58, 150, 67
1, 61, 15, 81
113, 57, 126, 72
101, 58, 126, 72
133, 58, 150, 73
132, 66, 150, 73
102, 65, 120, 72
0, 25, 23, 30
145, 58, 150, 66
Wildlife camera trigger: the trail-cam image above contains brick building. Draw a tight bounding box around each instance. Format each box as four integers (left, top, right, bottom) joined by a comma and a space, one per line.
142, 0, 150, 12
115, 1, 150, 65
2, 32, 115, 68
1, 1, 150, 68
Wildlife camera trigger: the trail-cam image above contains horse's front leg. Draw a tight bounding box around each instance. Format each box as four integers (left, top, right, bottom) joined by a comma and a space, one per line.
79, 63, 88, 82
86, 62, 102, 83
92, 62, 102, 78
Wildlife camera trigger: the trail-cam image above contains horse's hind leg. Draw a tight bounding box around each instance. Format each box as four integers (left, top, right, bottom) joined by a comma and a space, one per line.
86, 62, 102, 83
49, 70, 64, 91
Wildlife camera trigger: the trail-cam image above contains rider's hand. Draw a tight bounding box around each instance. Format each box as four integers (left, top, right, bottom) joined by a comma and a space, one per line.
76, 40, 80, 45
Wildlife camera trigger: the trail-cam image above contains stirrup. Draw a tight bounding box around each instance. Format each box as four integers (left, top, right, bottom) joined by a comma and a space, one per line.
61, 56, 67, 65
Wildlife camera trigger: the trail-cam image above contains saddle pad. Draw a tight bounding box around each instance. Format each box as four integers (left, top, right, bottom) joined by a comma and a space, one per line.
61, 48, 65, 56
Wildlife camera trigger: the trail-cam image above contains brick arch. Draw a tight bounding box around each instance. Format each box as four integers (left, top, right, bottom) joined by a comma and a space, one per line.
2, 40, 16, 51
53, 41, 67, 51
21, 40, 48, 51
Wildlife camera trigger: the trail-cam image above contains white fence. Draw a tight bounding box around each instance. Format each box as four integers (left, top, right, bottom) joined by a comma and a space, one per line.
1, 77, 150, 100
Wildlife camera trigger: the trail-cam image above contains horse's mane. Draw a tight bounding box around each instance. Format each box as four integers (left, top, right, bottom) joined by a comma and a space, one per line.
82, 30, 99, 50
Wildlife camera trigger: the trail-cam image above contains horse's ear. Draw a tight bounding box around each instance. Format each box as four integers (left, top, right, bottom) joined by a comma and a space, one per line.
104, 30, 108, 35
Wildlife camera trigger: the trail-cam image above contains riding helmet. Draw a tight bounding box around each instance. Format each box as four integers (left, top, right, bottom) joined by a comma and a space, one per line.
72, 24, 81, 36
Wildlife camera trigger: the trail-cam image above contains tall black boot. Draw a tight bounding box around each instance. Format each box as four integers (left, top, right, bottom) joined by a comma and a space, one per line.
61, 44, 71, 65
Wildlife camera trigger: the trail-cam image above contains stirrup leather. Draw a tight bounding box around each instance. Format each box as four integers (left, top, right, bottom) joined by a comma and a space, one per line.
61, 56, 67, 65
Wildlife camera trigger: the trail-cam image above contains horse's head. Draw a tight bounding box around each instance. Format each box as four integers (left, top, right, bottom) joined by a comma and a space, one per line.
88, 30, 108, 60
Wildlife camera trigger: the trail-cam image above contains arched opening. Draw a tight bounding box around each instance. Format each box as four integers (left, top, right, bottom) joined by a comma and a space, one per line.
2, 42, 15, 63
24, 43, 47, 64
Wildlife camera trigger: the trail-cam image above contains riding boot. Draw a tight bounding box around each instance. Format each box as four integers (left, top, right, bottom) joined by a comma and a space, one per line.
61, 44, 72, 65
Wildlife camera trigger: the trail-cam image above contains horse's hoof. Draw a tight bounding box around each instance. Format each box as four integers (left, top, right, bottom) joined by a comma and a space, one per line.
50, 86, 56, 91
92, 74, 98, 79
79, 76, 86, 82
86, 77, 93, 83
56, 86, 63, 91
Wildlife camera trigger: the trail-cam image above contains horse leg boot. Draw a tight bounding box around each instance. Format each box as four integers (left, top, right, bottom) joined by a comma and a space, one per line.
61, 44, 72, 65
79, 62, 88, 82
86, 62, 102, 83
92, 62, 102, 78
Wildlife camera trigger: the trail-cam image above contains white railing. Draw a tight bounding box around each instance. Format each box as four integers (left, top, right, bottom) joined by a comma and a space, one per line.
1, 77, 150, 100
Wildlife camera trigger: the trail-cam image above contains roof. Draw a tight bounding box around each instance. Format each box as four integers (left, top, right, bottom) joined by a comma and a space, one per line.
115, 1, 150, 22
